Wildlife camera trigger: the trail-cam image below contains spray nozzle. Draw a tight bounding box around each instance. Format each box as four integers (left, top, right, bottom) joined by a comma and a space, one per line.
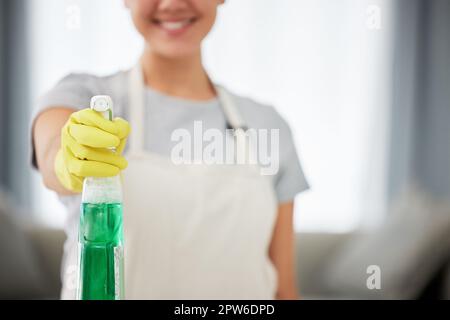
90, 95, 113, 121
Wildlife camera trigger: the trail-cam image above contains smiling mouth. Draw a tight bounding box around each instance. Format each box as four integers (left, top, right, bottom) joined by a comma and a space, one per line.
152, 18, 198, 32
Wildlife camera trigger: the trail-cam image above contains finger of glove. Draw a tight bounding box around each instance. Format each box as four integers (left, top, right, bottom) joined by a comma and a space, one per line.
69, 174, 84, 193
66, 156, 120, 178
68, 142, 128, 170
69, 124, 120, 148
55, 148, 84, 193
116, 137, 128, 156
63, 125, 126, 169
71, 109, 118, 135
113, 117, 131, 140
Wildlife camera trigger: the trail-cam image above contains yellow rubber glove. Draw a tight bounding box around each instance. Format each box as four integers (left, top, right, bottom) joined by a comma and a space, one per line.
55, 108, 131, 193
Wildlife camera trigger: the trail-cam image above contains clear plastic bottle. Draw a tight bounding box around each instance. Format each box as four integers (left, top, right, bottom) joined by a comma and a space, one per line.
77, 96, 125, 300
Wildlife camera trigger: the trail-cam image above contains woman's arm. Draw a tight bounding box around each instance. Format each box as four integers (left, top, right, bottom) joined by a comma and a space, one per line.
269, 201, 299, 300
33, 107, 76, 195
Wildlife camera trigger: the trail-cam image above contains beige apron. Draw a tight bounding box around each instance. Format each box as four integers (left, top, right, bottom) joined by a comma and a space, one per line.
62, 63, 278, 299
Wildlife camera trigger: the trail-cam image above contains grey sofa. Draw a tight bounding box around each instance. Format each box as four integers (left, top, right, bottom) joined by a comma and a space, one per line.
1, 197, 449, 299
1, 217, 352, 299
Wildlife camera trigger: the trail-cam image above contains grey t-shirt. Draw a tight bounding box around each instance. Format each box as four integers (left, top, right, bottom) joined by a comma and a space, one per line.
34, 70, 309, 203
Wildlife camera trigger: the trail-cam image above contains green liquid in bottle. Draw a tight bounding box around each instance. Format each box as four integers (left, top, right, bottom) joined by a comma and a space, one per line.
79, 203, 124, 300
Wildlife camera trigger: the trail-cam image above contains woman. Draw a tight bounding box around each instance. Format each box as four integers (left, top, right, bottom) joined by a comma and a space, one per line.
32, 0, 308, 299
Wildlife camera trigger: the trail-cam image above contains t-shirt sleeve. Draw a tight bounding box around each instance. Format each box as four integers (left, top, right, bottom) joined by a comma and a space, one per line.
31, 73, 98, 169
271, 111, 309, 204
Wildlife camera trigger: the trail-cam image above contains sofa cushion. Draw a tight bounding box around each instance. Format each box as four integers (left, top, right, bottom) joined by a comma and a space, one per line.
319, 187, 450, 299
295, 232, 353, 296
0, 193, 46, 299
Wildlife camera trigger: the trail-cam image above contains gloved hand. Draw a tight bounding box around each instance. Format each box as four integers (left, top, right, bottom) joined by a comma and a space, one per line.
55, 108, 131, 193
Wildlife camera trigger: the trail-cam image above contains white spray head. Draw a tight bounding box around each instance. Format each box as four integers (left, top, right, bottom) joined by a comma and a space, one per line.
90, 95, 113, 120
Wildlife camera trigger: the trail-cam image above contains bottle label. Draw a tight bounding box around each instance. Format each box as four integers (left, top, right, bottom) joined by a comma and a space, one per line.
76, 243, 81, 300
114, 246, 124, 300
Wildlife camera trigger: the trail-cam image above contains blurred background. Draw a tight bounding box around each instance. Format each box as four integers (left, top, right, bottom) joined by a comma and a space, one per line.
1, 0, 450, 299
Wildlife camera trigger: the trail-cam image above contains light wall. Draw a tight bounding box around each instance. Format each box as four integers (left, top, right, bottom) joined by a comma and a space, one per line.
29, 0, 395, 231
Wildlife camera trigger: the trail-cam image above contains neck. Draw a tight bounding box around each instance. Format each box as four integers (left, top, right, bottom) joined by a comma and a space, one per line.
141, 46, 216, 101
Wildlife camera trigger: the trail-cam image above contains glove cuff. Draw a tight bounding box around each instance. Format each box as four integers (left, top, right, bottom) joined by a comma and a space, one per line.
54, 149, 83, 193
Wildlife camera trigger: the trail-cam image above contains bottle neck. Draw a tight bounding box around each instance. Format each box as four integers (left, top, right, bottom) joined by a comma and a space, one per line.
82, 176, 122, 204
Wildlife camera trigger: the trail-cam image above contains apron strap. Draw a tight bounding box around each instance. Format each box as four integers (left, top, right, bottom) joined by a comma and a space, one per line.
215, 86, 253, 164
128, 63, 145, 154
215, 86, 247, 131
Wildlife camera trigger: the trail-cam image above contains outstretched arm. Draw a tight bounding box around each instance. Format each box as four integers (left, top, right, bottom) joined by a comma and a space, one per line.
269, 201, 299, 300
33, 107, 77, 195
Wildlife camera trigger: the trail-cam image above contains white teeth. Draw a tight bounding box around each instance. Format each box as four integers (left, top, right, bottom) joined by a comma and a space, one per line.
160, 20, 190, 31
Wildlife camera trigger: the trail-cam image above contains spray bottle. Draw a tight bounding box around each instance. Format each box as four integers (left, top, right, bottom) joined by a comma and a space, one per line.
77, 96, 125, 300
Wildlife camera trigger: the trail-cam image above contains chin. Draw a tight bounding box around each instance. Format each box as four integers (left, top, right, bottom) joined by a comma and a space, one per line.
151, 42, 201, 59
